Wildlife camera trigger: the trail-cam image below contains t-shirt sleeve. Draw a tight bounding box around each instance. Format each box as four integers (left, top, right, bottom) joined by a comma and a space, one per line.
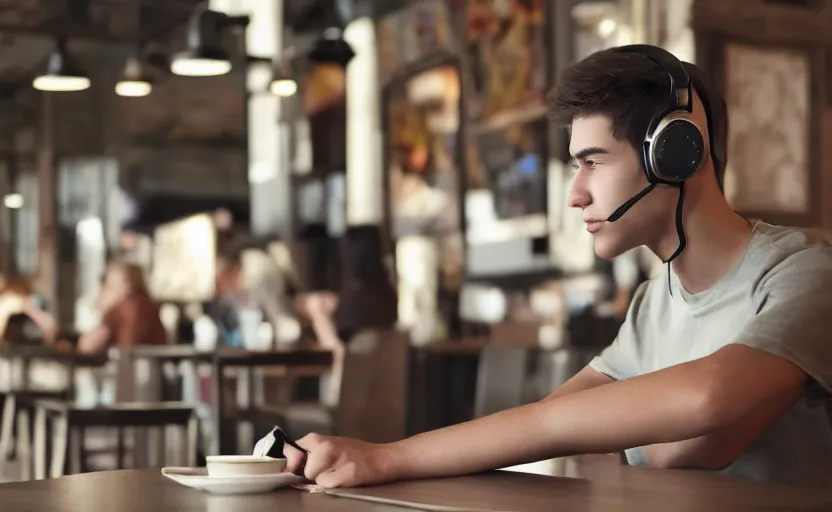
735, 247, 832, 392
588, 281, 649, 381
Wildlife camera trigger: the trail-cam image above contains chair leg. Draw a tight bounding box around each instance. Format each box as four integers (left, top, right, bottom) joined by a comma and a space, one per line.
15, 409, 31, 480
0, 394, 16, 463
33, 407, 47, 480
187, 415, 199, 467
116, 427, 124, 470
69, 427, 82, 475
49, 415, 68, 479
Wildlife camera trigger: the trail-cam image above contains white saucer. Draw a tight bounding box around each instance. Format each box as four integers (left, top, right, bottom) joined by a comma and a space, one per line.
161, 467, 304, 495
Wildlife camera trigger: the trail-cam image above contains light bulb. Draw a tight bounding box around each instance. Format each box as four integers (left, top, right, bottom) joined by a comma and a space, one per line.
171, 57, 232, 77
269, 78, 297, 97
115, 80, 152, 97
33, 75, 90, 92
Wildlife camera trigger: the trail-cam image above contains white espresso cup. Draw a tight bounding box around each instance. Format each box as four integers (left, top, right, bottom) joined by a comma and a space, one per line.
205, 455, 287, 477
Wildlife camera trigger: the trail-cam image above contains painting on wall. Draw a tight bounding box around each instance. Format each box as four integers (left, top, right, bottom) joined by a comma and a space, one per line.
464, 0, 548, 124
376, 1, 453, 85
722, 42, 811, 215
385, 64, 463, 292
149, 213, 216, 302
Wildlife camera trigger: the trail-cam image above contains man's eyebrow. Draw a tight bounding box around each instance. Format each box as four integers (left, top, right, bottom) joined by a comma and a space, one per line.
571, 146, 609, 161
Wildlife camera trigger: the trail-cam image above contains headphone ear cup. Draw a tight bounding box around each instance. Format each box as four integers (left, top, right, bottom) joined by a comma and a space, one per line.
649, 118, 706, 183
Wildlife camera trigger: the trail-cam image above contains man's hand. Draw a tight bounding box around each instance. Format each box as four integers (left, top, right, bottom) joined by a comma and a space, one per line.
283, 433, 400, 488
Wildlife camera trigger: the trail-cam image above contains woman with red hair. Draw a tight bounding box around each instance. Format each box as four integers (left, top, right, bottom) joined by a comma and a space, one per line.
77, 261, 166, 354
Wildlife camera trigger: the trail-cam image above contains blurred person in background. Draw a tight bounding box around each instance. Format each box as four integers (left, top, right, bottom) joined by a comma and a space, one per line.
209, 251, 247, 347
0, 275, 56, 344
208, 243, 297, 349
295, 226, 398, 404
77, 261, 166, 354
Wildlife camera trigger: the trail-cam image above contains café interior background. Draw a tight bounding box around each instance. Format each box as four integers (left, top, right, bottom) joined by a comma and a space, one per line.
0, 0, 827, 481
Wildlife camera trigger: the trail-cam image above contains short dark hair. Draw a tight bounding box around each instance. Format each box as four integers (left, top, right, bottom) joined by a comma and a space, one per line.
548, 49, 727, 188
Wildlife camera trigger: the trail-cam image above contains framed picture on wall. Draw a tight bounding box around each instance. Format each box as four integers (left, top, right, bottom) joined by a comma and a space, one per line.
722, 42, 814, 219
697, 31, 822, 227
464, 0, 548, 124
381, 59, 465, 293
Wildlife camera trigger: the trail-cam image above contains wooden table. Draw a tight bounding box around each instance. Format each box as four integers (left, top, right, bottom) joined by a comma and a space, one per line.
2, 464, 832, 511
0, 344, 108, 392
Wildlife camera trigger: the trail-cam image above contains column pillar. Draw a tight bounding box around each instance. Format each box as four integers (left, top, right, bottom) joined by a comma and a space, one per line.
344, 17, 382, 226
210, 0, 291, 237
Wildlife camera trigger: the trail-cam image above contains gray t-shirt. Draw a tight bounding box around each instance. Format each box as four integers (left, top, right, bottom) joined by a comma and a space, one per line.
590, 220, 832, 487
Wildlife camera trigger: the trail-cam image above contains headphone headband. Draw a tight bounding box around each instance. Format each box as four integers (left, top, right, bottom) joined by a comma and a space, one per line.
612, 44, 693, 113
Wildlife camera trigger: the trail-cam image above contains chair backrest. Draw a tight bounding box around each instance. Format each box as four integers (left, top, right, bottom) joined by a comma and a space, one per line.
335, 329, 409, 443
473, 346, 529, 418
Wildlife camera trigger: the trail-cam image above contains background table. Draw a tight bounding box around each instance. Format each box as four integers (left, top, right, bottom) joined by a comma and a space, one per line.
2, 464, 832, 511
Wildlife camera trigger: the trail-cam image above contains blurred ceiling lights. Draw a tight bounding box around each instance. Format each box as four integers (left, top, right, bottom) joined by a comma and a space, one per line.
269, 54, 297, 97
115, 55, 153, 97
32, 39, 90, 92
34, 4, 305, 98
308, 27, 355, 67
4, 193, 23, 209
597, 18, 618, 37
170, 5, 245, 77
269, 74, 297, 97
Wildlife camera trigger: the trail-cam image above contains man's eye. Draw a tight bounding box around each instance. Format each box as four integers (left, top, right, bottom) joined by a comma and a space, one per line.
586, 160, 598, 169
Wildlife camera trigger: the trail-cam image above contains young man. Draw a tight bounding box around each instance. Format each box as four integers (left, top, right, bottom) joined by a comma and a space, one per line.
282, 46, 832, 489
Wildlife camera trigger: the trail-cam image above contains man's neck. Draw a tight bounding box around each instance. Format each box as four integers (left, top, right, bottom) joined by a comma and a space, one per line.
653, 193, 753, 295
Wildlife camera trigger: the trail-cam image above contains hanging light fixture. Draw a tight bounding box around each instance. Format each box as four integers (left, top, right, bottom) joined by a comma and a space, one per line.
115, 55, 153, 97
269, 73, 297, 97
308, 27, 355, 67
33, 39, 90, 92
269, 56, 297, 97
170, 6, 248, 77
3, 193, 23, 209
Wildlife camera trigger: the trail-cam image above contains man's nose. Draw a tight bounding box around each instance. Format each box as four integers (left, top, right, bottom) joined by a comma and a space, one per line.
567, 174, 591, 209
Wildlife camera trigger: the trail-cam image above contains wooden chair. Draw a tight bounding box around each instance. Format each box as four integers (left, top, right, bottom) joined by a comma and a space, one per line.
240, 329, 410, 446
472, 346, 529, 418
0, 390, 70, 480
31, 400, 198, 479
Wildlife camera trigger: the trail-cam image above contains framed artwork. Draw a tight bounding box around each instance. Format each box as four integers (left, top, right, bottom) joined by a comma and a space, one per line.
149, 213, 216, 302
382, 61, 464, 292
376, 1, 454, 85
722, 42, 812, 216
464, 0, 548, 124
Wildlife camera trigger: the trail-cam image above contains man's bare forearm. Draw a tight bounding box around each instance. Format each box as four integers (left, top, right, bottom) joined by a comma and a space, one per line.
388, 359, 720, 481
642, 384, 803, 470
540, 366, 612, 402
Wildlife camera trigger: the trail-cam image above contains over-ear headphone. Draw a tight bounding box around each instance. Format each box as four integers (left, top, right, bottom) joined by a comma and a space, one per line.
613, 45, 708, 184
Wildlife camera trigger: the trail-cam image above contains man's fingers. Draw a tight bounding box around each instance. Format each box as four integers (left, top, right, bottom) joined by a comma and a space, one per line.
302, 436, 338, 481
283, 443, 307, 475
315, 462, 354, 489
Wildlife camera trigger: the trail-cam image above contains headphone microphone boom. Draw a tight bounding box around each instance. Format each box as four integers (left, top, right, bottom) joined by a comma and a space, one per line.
605, 183, 657, 223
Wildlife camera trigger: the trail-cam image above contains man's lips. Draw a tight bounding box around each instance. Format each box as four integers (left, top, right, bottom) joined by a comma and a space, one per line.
585, 220, 604, 233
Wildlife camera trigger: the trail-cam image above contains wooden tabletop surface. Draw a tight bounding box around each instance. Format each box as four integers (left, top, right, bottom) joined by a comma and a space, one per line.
0, 344, 108, 367
2, 464, 832, 511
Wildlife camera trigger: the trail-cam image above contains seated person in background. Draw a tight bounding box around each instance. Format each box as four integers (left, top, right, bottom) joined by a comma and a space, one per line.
77, 261, 166, 353
297, 225, 397, 349
208, 244, 295, 348
208, 252, 248, 347
0, 276, 56, 344
280, 47, 832, 490
296, 225, 398, 403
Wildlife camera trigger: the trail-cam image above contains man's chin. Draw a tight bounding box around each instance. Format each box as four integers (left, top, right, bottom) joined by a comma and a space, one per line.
593, 238, 633, 260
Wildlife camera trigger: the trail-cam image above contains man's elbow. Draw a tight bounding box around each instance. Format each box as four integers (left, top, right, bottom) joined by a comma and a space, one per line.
646, 443, 738, 471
